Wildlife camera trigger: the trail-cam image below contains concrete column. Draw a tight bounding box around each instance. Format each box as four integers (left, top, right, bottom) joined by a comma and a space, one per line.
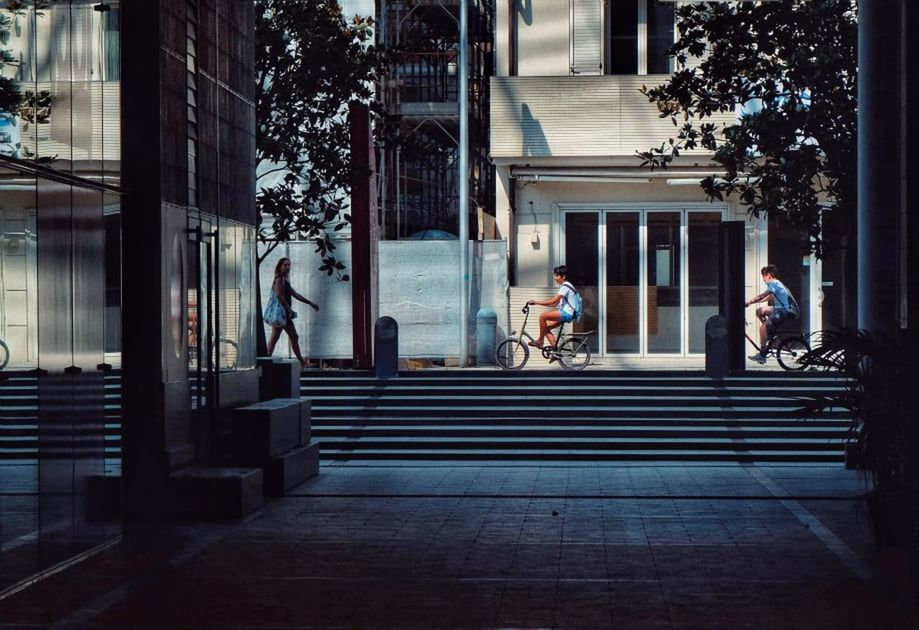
857, 0, 902, 334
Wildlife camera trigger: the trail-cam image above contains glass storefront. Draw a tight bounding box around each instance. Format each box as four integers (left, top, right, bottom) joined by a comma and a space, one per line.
562, 207, 725, 358
1, 1, 121, 591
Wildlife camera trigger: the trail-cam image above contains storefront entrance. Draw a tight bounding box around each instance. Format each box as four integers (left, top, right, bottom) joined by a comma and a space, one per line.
561, 205, 725, 358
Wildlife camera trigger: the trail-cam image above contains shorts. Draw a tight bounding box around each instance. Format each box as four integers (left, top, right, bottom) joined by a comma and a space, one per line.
766, 309, 790, 330
560, 310, 574, 323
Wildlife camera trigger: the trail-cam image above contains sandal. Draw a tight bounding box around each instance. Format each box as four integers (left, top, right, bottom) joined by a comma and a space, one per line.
528, 341, 543, 348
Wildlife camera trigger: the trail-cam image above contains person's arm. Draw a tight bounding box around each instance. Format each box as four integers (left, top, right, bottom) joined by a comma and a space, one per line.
745, 290, 770, 307
528, 294, 562, 307
290, 287, 319, 311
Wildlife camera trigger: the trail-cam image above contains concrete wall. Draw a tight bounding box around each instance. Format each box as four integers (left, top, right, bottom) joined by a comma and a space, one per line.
261, 240, 509, 360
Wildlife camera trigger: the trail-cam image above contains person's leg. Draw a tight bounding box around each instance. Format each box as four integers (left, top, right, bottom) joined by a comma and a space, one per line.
283, 323, 307, 367
267, 326, 282, 355
534, 311, 561, 346
757, 306, 774, 348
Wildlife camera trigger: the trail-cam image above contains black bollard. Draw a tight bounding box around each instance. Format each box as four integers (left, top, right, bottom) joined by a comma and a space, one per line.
705, 315, 729, 379
374, 316, 398, 378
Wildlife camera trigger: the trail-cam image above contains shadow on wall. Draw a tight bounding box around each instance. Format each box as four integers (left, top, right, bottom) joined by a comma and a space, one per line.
521, 104, 550, 157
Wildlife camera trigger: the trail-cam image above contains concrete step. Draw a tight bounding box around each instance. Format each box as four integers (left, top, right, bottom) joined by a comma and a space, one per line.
316, 448, 843, 462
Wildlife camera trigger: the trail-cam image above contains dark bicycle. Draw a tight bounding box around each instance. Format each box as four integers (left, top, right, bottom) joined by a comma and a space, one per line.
745, 319, 810, 371
0, 338, 8, 370
496, 304, 592, 370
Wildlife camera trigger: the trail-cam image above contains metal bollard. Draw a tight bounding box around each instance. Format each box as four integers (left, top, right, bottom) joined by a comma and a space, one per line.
475, 308, 498, 367
705, 314, 729, 379
374, 316, 399, 378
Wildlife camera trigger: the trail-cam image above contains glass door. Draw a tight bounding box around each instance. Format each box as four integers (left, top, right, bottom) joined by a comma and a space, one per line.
187, 221, 218, 461
562, 207, 725, 359
645, 212, 681, 354
605, 213, 640, 354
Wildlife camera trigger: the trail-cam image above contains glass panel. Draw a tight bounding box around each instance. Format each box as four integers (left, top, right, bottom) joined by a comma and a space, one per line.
564, 213, 599, 353
605, 212, 639, 353
767, 214, 810, 335
609, 0, 638, 74
0, 166, 39, 590
647, 0, 675, 74
688, 212, 721, 354
217, 220, 256, 371
647, 212, 680, 354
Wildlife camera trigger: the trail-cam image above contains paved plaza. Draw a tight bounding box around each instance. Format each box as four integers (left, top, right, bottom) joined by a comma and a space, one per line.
2, 463, 918, 628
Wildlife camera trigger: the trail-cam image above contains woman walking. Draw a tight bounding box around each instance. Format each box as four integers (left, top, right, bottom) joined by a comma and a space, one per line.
264, 257, 319, 368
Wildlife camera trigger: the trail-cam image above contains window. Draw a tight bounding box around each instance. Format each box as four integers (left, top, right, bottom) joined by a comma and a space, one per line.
608, 0, 674, 75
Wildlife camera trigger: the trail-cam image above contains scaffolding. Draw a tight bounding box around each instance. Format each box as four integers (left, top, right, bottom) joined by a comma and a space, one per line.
377, 0, 495, 241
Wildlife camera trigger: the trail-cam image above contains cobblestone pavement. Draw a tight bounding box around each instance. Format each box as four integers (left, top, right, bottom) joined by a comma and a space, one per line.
2, 464, 918, 629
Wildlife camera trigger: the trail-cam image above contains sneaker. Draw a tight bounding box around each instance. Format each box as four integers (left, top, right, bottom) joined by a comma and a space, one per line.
748, 353, 767, 364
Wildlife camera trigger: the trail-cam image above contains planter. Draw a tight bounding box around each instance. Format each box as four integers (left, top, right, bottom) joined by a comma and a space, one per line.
866, 491, 919, 549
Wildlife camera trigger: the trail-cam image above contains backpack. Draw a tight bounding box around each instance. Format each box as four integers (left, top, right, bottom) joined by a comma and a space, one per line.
562, 282, 584, 323
786, 292, 801, 320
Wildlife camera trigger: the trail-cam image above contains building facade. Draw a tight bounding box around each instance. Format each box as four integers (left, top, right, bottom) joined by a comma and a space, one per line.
491, 0, 829, 366
0, 0, 258, 586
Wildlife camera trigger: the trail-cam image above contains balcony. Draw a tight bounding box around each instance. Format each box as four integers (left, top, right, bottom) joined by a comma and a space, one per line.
490, 75, 736, 160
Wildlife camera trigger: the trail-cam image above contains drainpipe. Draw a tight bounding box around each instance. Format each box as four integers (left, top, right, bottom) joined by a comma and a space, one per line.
459, 0, 469, 366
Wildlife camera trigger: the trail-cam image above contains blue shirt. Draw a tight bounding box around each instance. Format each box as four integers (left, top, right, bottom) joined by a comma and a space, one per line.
766, 280, 790, 312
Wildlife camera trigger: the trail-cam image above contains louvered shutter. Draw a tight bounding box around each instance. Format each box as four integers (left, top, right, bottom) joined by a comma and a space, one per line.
570, 0, 602, 75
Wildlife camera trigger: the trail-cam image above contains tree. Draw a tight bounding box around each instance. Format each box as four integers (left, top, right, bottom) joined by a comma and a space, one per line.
255, 0, 388, 352
639, 0, 857, 322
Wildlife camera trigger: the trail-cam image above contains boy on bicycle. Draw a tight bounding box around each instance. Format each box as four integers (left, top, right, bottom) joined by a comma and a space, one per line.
527, 265, 577, 350
745, 264, 793, 364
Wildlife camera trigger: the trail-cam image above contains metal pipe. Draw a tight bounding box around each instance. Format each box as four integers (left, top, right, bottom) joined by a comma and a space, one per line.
458, 0, 469, 367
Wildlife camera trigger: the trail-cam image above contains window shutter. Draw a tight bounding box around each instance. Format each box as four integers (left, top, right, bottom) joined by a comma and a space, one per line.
570, 0, 602, 75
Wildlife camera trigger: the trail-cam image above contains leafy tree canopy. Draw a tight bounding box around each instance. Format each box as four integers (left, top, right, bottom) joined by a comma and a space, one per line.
256, 0, 388, 277
639, 0, 857, 258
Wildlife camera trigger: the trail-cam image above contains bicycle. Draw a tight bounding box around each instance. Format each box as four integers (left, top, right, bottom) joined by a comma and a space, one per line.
0, 338, 8, 370
745, 318, 810, 371
496, 304, 592, 370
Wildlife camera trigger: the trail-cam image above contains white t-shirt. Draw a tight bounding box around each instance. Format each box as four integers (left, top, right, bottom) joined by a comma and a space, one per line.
557, 283, 576, 316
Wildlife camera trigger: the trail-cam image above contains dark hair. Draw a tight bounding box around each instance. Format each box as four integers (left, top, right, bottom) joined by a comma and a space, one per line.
761, 264, 779, 277
274, 257, 291, 278
553, 265, 568, 278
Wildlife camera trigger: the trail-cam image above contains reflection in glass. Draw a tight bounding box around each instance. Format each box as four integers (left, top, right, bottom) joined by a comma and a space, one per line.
217, 220, 257, 371
647, 212, 680, 354
609, 0, 638, 74
647, 0, 675, 74
688, 212, 721, 353
1, 2, 121, 184
605, 212, 639, 353
564, 213, 598, 353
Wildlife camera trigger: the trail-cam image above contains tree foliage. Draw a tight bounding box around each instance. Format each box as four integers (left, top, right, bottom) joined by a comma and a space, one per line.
638, 0, 857, 258
255, 0, 388, 277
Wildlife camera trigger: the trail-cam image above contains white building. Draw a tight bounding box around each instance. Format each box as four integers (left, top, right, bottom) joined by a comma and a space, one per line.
490, 0, 824, 367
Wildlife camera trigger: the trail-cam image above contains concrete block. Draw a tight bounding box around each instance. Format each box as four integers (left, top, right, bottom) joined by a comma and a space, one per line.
169, 467, 263, 519
259, 359, 300, 400
231, 400, 300, 465
271, 397, 312, 445
263, 442, 320, 496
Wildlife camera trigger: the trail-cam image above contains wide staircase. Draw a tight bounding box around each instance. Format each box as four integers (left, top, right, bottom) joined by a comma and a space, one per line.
301, 370, 851, 462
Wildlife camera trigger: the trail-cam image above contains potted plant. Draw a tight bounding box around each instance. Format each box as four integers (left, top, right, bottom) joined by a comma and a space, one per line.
801, 329, 919, 550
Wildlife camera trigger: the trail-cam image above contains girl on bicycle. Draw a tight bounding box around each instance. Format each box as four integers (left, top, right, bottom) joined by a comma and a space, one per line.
527, 265, 577, 350
264, 257, 319, 368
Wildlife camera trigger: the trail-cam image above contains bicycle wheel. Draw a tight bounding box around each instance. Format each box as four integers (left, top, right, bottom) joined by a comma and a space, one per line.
776, 336, 809, 371
0, 339, 8, 370
558, 338, 590, 370
496, 338, 529, 369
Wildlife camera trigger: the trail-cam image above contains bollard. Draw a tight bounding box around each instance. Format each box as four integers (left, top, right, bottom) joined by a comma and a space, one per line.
475, 308, 498, 367
705, 315, 729, 379
374, 316, 399, 378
